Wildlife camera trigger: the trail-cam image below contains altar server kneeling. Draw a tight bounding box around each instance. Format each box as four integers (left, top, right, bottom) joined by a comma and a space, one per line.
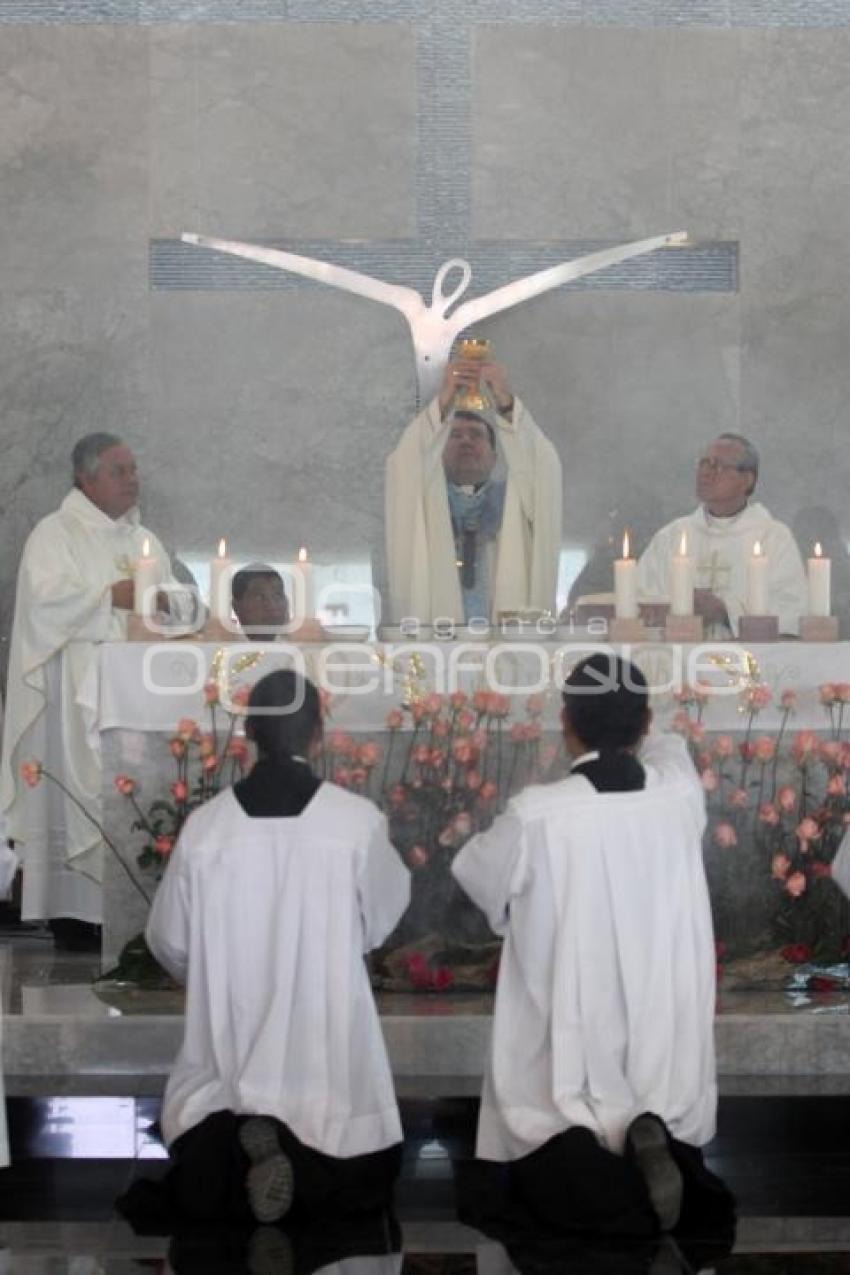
452, 655, 734, 1240
145, 670, 410, 1226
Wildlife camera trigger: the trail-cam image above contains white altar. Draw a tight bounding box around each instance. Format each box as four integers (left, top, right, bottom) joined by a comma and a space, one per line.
83, 637, 850, 970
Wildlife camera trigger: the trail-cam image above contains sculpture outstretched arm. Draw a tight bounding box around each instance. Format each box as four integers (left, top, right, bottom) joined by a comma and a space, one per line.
181, 233, 424, 321
451, 231, 688, 331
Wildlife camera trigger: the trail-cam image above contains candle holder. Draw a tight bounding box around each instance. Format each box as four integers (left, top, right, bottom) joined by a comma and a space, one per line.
609, 617, 648, 643
665, 615, 704, 643
799, 615, 839, 642
738, 616, 779, 642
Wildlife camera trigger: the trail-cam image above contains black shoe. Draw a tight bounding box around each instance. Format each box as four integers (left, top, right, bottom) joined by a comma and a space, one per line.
239, 1117, 295, 1224
48, 919, 102, 952
626, 1113, 683, 1232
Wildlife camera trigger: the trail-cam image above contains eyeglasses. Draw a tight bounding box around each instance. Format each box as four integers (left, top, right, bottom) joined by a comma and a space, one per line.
696, 457, 744, 475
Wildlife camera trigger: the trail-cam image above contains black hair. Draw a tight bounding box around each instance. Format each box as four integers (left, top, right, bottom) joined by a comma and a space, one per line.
231, 563, 285, 603
562, 654, 649, 751
245, 670, 321, 761
453, 411, 497, 450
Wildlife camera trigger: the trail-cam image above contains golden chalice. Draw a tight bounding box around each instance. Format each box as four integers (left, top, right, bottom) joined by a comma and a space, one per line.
456, 336, 490, 362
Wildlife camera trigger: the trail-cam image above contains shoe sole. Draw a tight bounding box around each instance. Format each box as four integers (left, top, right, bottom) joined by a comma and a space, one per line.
629, 1117, 683, 1232
239, 1117, 295, 1224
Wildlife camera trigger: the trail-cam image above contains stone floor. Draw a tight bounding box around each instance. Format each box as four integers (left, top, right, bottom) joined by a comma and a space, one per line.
1, 930, 850, 1269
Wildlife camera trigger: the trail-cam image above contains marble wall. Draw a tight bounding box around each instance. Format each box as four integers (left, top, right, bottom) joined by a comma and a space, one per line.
2, 5, 850, 667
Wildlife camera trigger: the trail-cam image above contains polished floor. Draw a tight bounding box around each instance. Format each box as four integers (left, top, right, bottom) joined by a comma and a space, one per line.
0, 926, 849, 1270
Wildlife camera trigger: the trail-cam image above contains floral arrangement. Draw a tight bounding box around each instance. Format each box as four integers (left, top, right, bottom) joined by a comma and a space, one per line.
673, 681, 850, 984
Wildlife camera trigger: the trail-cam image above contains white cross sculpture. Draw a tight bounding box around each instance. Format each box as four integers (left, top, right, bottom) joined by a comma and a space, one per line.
182, 230, 688, 407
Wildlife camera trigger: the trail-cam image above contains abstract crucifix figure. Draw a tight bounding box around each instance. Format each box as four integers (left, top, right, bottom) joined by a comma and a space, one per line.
181, 230, 688, 407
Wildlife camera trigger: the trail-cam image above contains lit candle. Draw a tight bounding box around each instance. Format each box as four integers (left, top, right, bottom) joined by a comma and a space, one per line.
297, 546, 315, 619
208, 538, 232, 623
133, 537, 161, 618
614, 530, 638, 619
747, 539, 769, 615
669, 529, 694, 617
807, 541, 831, 617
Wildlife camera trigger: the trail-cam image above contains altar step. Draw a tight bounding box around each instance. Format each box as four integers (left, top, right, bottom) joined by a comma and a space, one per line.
4, 987, 850, 1098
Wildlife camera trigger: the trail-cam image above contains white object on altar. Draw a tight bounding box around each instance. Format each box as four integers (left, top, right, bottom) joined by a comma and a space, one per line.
637, 502, 807, 637
0, 490, 183, 922
147, 782, 410, 1156
452, 732, 716, 1160
385, 396, 562, 623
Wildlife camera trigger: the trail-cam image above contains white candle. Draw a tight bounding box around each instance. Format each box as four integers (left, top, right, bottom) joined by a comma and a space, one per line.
614, 530, 638, 619
669, 529, 694, 617
807, 541, 831, 617
747, 539, 769, 615
133, 537, 161, 618
208, 538, 232, 623
297, 546, 315, 619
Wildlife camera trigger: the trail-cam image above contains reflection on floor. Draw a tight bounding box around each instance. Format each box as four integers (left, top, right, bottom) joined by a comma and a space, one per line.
0, 931, 849, 1269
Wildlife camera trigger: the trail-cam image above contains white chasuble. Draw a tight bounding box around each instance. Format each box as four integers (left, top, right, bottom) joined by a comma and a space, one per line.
147, 782, 410, 1158
0, 489, 177, 922
637, 501, 807, 636
452, 734, 717, 1161
385, 396, 562, 623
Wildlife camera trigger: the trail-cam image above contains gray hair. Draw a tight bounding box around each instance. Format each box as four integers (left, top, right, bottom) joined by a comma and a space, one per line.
717, 432, 759, 490
72, 432, 124, 482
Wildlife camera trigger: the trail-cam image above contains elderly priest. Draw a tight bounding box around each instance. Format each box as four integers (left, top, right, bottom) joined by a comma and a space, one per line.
637, 433, 806, 637
385, 351, 562, 624
0, 433, 184, 944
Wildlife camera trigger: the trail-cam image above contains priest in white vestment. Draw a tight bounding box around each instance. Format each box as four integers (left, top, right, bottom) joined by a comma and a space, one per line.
453, 654, 728, 1237
637, 433, 806, 637
0, 433, 184, 931
385, 354, 562, 624
145, 671, 410, 1225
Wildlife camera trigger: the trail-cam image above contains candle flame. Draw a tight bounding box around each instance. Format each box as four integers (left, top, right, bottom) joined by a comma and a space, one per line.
753, 540, 763, 558
298, 546, 308, 563
814, 541, 823, 559
218, 538, 227, 558
678, 531, 688, 557
622, 530, 631, 560
141, 537, 150, 558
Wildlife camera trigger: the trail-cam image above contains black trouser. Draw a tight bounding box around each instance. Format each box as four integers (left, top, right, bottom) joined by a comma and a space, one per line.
119, 1110, 402, 1229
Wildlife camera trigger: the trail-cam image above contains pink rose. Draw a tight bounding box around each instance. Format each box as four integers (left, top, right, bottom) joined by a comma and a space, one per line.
713, 734, 735, 759
688, 721, 707, 745
453, 812, 473, 839
729, 787, 749, 809
819, 683, 837, 705
796, 817, 821, 842
153, 835, 175, 857
422, 692, 444, 717
759, 802, 780, 826
466, 770, 483, 791
701, 769, 719, 793
449, 691, 469, 711
752, 736, 776, 763
827, 774, 847, 798
198, 733, 216, 758
385, 709, 404, 731
176, 718, 199, 741
333, 766, 352, 787
412, 743, 431, 766
840, 744, 850, 771
230, 685, 251, 709
526, 693, 546, 717
203, 680, 219, 705
327, 730, 356, 756
457, 710, 476, 733
452, 739, 476, 765
820, 739, 842, 764
713, 822, 738, 848
771, 852, 791, 880
792, 731, 819, 763
169, 738, 186, 759
777, 785, 798, 813
478, 781, 498, 802
780, 689, 798, 711
490, 694, 511, 719
357, 742, 381, 768
744, 685, 773, 710
785, 871, 807, 898
472, 691, 492, 716
201, 754, 218, 773
20, 761, 42, 788
408, 845, 429, 869
429, 748, 447, 770
349, 767, 368, 787
114, 774, 136, 796
837, 683, 850, 704
170, 780, 188, 802
226, 738, 250, 766
510, 722, 529, 744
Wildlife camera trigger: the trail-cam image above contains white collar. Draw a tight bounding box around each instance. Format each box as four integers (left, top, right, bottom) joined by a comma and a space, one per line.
570, 750, 601, 771
61, 487, 141, 532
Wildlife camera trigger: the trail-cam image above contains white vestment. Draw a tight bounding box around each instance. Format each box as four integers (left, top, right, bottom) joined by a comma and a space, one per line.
452, 734, 717, 1161
0, 489, 178, 922
385, 396, 563, 623
147, 782, 410, 1157
637, 501, 807, 636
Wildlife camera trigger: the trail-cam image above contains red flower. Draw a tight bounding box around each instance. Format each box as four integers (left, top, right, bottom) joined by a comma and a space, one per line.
385, 709, 404, 731
357, 742, 381, 768
176, 717, 199, 741
432, 967, 454, 992
713, 822, 737, 848
170, 780, 188, 802
810, 975, 838, 992
169, 738, 186, 759
780, 943, 813, 964
153, 835, 175, 857
449, 691, 469, 711
115, 774, 136, 796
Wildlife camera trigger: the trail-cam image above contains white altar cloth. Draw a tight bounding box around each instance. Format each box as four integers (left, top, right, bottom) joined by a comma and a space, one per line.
79, 639, 850, 737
